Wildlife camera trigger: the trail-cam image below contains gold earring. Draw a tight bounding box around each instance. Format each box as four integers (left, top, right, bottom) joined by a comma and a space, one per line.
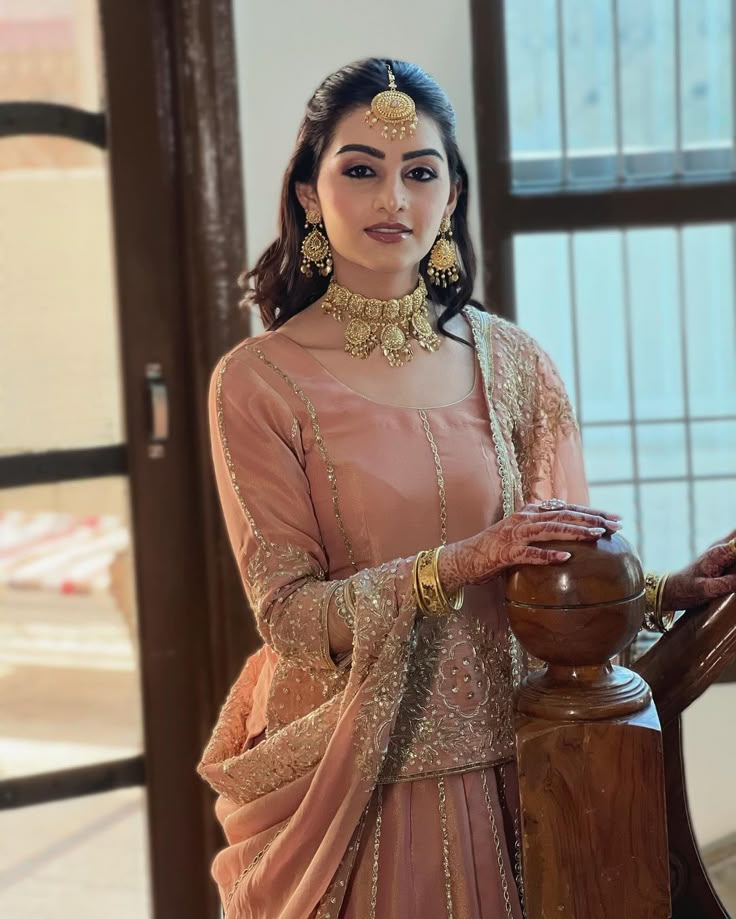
300, 209, 333, 278
427, 215, 460, 288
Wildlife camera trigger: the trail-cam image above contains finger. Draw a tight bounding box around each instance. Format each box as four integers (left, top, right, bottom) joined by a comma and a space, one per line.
517, 546, 572, 565
534, 510, 622, 530
519, 522, 607, 541
700, 543, 736, 578
561, 503, 623, 521
702, 574, 736, 599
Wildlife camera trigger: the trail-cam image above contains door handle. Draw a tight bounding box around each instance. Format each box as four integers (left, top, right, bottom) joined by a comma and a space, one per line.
145, 362, 168, 459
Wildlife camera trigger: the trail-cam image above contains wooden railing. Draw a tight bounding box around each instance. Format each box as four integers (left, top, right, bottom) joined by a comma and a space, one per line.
506, 534, 736, 919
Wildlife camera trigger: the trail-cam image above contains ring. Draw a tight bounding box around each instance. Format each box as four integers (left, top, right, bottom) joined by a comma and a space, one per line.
538, 498, 566, 512
728, 537, 736, 556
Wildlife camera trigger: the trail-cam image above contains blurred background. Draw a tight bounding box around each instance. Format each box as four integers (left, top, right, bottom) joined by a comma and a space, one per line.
0, 1, 734, 917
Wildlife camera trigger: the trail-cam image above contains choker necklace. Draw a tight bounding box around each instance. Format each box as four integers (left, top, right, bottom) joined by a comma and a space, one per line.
321, 276, 442, 367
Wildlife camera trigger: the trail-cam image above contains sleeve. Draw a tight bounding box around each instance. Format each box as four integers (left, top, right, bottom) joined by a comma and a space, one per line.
518, 338, 590, 506
210, 348, 337, 672
208, 348, 416, 674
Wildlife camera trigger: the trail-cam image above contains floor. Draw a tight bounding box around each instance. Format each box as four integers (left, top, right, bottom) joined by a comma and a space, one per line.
0, 588, 151, 919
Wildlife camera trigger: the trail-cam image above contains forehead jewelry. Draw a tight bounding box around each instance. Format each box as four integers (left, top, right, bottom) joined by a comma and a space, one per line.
365, 63, 418, 141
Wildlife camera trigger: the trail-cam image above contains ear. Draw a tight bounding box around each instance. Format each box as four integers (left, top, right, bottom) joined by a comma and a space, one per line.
295, 181, 321, 215
445, 179, 461, 219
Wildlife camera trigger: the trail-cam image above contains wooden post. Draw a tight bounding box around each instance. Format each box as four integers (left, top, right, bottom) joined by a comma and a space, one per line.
506, 534, 671, 918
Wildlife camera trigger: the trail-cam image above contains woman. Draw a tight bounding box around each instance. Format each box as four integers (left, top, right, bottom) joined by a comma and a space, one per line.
198, 58, 736, 918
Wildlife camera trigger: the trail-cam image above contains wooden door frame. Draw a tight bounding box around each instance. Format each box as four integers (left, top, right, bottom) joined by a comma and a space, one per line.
99, 2, 257, 915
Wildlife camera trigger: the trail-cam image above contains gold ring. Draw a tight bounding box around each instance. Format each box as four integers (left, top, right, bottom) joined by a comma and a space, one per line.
727, 537, 736, 556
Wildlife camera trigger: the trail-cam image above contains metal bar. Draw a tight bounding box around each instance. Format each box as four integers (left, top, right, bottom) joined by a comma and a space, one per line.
589, 473, 736, 487
732, 0, 736, 172
509, 180, 736, 232
566, 235, 583, 417
0, 102, 106, 148
673, 0, 685, 177
620, 231, 645, 558
611, 0, 625, 183
0, 756, 145, 810
582, 414, 736, 427
555, 0, 570, 185
0, 445, 127, 488
676, 228, 698, 560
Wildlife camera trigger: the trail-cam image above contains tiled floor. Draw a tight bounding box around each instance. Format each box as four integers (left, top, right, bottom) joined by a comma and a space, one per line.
0, 589, 151, 919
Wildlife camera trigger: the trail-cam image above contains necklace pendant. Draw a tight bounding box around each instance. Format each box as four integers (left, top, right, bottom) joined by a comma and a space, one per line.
322, 275, 441, 367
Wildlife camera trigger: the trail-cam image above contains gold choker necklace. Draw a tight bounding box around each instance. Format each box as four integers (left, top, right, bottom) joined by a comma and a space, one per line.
321, 276, 442, 367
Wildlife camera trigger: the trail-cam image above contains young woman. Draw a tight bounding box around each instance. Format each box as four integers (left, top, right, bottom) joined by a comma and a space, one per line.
198, 58, 736, 919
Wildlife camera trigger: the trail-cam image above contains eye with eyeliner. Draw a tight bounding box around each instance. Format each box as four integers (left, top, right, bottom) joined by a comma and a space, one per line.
343, 164, 437, 181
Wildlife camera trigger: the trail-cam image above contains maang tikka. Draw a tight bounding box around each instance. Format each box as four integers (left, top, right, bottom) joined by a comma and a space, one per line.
365, 63, 418, 141
428, 215, 460, 288
300, 209, 333, 278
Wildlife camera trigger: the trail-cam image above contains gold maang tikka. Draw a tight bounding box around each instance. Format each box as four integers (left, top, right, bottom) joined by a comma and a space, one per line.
321, 276, 442, 368
365, 63, 418, 141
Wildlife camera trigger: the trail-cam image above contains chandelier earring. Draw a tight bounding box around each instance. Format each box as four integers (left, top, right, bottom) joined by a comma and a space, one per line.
300, 209, 333, 278
427, 215, 460, 288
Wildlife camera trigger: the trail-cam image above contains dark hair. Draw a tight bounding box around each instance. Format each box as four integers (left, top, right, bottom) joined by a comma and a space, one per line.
239, 57, 484, 347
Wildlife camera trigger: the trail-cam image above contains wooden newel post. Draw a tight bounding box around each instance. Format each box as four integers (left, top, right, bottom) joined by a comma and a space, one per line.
505, 534, 672, 918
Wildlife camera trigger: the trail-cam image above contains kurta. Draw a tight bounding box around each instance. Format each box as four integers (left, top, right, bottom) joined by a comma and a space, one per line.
198, 305, 590, 918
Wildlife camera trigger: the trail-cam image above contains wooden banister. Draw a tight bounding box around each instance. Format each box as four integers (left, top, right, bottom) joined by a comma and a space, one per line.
506, 533, 671, 918
632, 591, 736, 726
506, 534, 736, 919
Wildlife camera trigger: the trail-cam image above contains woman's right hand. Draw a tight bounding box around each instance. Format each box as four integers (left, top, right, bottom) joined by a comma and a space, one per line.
438, 502, 623, 593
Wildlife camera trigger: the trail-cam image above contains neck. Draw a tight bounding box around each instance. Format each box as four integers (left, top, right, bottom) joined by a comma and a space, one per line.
329, 261, 421, 300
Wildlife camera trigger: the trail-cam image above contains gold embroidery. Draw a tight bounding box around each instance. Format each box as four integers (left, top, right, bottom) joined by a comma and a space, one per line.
224, 822, 288, 913
465, 309, 521, 517
490, 316, 578, 504
369, 785, 383, 919
246, 345, 358, 570
378, 615, 515, 782
418, 408, 448, 544
437, 776, 455, 919
482, 768, 514, 918
204, 695, 341, 806
216, 352, 268, 551
315, 807, 369, 918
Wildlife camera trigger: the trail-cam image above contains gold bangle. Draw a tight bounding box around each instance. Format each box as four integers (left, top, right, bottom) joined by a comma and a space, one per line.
642, 571, 675, 633
432, 545, 464, 612
414, 548, 452, 617
653, 572, 676, 632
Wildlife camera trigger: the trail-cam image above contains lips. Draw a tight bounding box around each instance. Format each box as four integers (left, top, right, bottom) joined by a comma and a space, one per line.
365, 224, 411, 233
364, 223, 413, 245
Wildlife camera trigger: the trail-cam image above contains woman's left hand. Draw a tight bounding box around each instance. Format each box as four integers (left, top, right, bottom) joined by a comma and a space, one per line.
662, 529, 736, 612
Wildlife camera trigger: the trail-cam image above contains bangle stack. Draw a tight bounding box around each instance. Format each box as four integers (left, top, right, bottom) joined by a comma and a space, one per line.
413, 546, 465, 617
642, 572, 676, 633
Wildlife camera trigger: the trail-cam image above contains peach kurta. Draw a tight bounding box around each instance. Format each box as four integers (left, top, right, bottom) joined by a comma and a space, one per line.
198, 306, 589, 918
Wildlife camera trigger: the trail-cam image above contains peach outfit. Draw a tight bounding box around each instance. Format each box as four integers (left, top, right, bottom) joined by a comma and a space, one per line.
198, 306, 589, 917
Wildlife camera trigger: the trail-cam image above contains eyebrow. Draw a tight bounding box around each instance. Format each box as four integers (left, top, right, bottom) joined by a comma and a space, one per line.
335, 143, 444, 162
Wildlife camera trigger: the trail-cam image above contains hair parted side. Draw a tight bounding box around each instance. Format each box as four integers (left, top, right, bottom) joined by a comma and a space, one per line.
238, 57, 486, 346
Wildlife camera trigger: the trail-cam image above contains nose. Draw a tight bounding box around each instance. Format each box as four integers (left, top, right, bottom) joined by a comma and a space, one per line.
374, 172, 407, 215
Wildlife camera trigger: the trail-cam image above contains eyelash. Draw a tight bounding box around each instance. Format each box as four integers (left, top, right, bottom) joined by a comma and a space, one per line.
344, 164, 437, 182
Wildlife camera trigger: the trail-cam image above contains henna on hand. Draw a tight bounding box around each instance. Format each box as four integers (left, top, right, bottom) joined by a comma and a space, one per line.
663, 529, 736, 611
438, 502, 623, 591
